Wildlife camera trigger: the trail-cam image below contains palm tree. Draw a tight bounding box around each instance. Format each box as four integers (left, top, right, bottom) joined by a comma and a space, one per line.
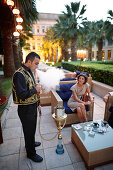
52, 16, 70, 61
0, 0, 38, 77
91, 20, 112, 60
0, 2, 15, 77
62, 2, 87, 61
80, 21, 96, 61
107, 10, 113, 20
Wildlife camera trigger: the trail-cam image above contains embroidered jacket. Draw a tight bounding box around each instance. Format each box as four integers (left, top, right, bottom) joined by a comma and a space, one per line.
12, 64, 38, 105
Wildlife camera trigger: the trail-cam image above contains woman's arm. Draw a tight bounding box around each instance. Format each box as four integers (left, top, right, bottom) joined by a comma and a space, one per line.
86, 87, 94, 103
72, 91, 85, 104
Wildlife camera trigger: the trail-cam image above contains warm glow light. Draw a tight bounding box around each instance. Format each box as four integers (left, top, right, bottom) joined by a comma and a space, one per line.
77, 50, 86, 59
16, 25, 23, 30
13, 31, 20, 37
16, 17, 23, 23
7, 0, 14, 7
12, 8, 20, 15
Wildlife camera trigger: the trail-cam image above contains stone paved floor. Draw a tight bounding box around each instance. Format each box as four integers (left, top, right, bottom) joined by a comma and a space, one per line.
0, 93, 113, 170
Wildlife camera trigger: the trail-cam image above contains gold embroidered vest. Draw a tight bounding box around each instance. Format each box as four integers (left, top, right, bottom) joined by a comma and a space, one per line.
12, 67, 38, 105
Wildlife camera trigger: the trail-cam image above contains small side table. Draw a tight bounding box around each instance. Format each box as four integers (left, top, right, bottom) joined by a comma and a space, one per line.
52, 113, 67, 154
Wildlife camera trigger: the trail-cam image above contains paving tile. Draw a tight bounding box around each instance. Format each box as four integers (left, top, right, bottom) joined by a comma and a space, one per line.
20, 135, 43, 153
73, 162, 86, 170
0, 153, 19, 170
5, 118, 21, 128
62, 128, 71, 145
40, 106, 51, 116
65, 143, 83, 163
44, 146, 72, 169
95, 163, 113, 170
6, 107, 18, 119
50, 164, 74, 170
19, 150, 46, 170
37, 121, 58, 135
38, 114, 55, 124
0, 138, 20, 156
3, 127, 22, 140
41, 132, 58, 149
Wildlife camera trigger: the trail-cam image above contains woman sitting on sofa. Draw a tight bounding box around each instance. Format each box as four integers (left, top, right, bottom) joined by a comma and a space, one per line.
67, 73, 93, 122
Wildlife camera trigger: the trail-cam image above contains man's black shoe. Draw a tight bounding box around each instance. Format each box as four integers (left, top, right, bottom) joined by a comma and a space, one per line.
35, 142, 41, 147
27, 154, 43, 162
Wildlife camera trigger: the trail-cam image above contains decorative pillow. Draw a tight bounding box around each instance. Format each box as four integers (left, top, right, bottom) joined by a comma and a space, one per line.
58, 83, 75, 92
57, 91, 72, 101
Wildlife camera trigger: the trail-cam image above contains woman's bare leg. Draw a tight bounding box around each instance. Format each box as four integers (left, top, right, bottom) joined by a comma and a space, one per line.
77, 106, 84, 122
79, 104, 87, 122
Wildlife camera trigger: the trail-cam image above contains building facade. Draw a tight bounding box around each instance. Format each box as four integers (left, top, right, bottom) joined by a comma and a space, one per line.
92, 40, 113, 60
23, 13, 61, 62
23, 13, 113, 62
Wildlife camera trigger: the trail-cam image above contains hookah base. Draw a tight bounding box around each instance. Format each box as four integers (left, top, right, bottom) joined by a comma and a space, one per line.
56, 144, 64, 154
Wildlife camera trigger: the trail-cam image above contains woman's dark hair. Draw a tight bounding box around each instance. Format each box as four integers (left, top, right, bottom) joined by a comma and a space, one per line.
25, 52, 40, 63
77, 73, 88, 84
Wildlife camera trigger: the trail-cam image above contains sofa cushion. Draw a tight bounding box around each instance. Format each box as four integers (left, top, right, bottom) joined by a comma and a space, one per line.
56, 83, 75, 101
76, 70, 89, 77
60, 78, 76, 81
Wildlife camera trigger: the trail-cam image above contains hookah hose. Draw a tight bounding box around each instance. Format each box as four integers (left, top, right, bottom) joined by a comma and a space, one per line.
38, 99, 67, 141
38, 98, 58, 141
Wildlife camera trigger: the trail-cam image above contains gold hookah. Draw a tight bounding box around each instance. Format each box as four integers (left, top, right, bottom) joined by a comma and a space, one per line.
38, 102, 67, 154
35, 72, 67, 154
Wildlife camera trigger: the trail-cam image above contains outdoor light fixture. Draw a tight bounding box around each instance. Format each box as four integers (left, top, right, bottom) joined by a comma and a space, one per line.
77, 50, 86, 59
16, 17, 23, 23
12, 8, 20, 15
16, 25, 23, 30
13, 31, 20, 37
7, 0, 14, 7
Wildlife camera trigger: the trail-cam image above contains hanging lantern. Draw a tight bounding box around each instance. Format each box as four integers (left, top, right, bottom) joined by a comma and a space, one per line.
12, 8, 20, 15
16, 25, 23, 30
16, 17, 23, 23
7, 0, 14, 7
13, 31, 20, 37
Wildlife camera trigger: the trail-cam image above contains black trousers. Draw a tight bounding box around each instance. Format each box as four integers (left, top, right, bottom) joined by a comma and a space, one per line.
108, 107, 113, 128
108, 112, 113, 128
18, 103, 37, 156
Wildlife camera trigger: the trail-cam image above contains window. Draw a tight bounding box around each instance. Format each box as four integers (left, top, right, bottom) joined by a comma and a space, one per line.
42, 29, 45, 33
42, 26, 45, 33
92, 51, 94, 59
33, 45, 35, 50
108, 50, 111, 60
37, 27, 39, 33
102, 50, 105, 60
32, 27, 34, 34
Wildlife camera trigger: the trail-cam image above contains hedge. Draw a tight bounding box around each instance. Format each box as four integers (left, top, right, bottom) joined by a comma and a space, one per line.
62, 62, 113, 87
